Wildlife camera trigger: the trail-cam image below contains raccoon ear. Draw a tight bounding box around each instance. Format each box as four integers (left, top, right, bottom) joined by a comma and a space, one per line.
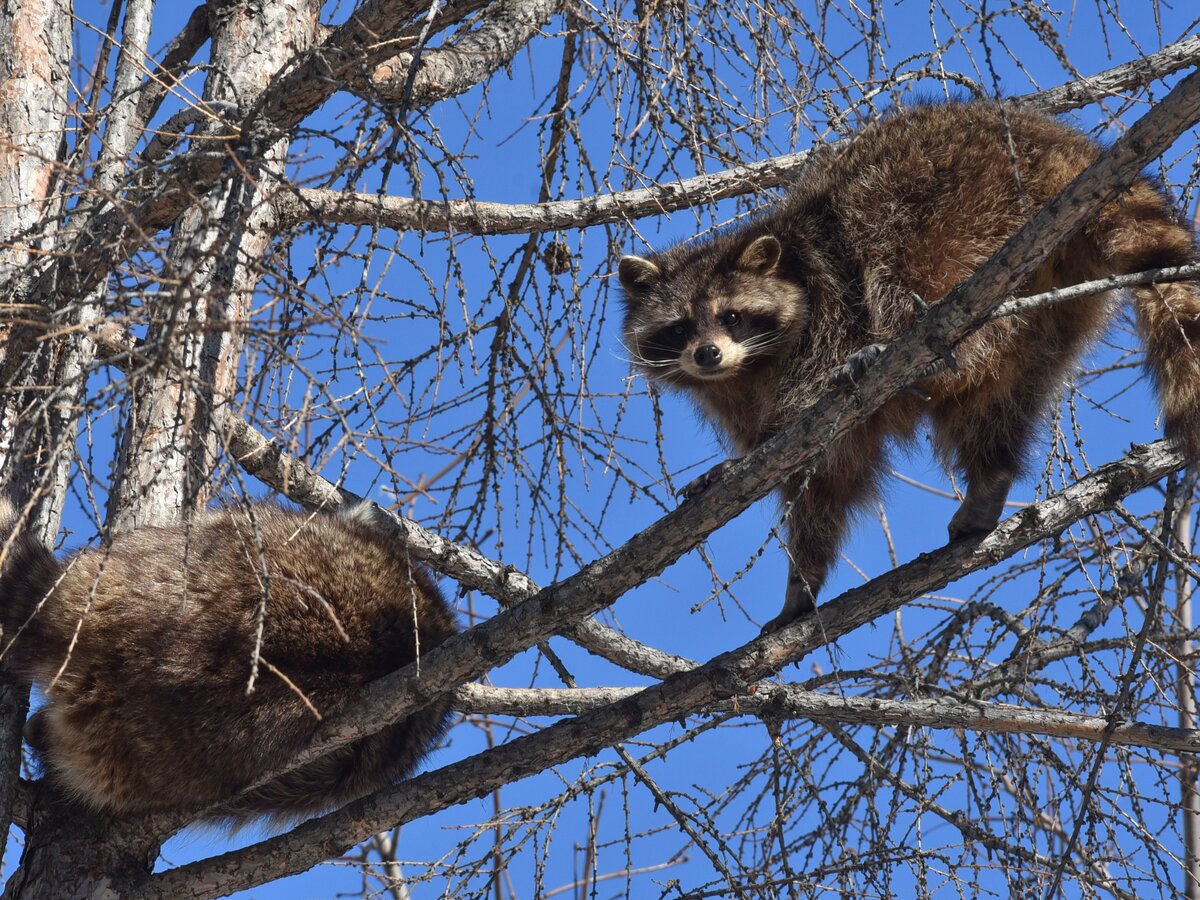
737, 235, 781, 275
618, 255, 662, 292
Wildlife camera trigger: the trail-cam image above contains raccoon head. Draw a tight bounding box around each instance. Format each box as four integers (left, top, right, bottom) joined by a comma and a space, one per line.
618, 234, 807, 385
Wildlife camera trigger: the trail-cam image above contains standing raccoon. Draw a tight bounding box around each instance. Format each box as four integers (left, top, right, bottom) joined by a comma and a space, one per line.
0, 497, 458, 825
619, 101, 1200, 631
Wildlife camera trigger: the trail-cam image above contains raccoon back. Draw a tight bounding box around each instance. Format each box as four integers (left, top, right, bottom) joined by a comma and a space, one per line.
0, 500, 458, 826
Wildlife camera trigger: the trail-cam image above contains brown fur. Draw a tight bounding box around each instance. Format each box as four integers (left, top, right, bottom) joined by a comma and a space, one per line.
0, 497, 458, 826
620, 101, 1200, 630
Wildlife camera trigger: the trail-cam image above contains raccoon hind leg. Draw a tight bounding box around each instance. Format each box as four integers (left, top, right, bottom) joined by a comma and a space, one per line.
933, 363, 1061, 542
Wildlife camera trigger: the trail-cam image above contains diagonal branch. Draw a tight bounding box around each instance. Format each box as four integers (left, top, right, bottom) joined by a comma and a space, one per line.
223, 414, 697, 679
137, 65, 1200, 844
133, 438, 1188, 898
1018, 34, 1200, 114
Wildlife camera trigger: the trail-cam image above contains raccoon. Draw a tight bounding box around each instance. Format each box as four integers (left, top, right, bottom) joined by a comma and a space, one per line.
0, 497, 458, 826
619, 101, 1200, 631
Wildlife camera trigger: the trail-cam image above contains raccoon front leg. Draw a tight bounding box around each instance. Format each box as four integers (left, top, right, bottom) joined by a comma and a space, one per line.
762, 432, 886, 632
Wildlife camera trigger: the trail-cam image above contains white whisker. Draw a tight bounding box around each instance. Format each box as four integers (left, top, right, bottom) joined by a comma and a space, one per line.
623, 353, 681, 370
740, 329, 784, 357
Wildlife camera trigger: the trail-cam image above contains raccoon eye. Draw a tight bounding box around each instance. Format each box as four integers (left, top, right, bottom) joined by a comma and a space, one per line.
641, 322, 691, 362
720, 311, 741, 329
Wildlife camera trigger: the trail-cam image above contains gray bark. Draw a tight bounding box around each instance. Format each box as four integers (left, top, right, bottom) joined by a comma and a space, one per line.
453, 683, 1200, 754
0, 0, 72, 877
107, 0, 321, 531
369, 0, 560, 105
3, 2, 168, 896
0, 0, 73, 520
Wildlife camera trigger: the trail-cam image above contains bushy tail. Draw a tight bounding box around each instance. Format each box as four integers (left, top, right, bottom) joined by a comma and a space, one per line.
1097, 178, 1200, 459
0, 496, 63, 666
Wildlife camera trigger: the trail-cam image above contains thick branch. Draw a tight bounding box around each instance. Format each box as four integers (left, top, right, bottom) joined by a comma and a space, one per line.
106, 0, 321, 533
991, 263, 1200, 318
253, 0, 441, 131
456, 682, 1200, 755
369, 0, 560, 105
272, 149, 813, 234
134, 439, 1188, 898
0, 0, 72, 873
1018, 34, 1200, 114
274, 35, 1200, 236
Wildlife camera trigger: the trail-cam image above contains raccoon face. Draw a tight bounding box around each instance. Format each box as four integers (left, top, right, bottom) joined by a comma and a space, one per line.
619, 235, 807, 384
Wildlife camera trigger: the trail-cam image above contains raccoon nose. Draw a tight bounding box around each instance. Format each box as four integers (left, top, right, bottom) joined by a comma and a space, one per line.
694, 344, 722, 368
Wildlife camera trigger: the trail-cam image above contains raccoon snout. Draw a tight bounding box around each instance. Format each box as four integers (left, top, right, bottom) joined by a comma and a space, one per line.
694, 344, 723, 369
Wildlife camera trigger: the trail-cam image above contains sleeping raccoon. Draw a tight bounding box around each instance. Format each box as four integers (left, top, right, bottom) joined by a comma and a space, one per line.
0, 497, 457, 826
619, 101, 1200, 631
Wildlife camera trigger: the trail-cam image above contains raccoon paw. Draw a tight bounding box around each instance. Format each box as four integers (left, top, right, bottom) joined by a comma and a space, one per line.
947, 497, 1004, 541
23, 708, 49, 753
760, 578, 817, 633
678, 459, 736, 502
831, 343, 887, 386
947, 475, 1012, 541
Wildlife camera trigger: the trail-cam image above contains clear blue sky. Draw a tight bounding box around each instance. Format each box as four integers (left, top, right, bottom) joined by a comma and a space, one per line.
9, 2, 1199, 896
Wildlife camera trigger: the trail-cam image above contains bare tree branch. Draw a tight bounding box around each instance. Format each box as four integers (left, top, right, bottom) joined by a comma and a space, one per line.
1018, 34, 1200, 114
369, 0, 561, 105
455, 682, 1200, 756
134, 438, 1187, 898
274, 34, 1200, 237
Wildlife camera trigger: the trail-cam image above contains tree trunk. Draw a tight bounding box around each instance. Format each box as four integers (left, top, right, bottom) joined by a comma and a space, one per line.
107, 0, 321, 531
6, 0, 320, 894
0, 0, 73, 875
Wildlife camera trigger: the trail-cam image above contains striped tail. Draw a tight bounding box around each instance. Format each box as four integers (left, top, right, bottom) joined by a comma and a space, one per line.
1095, 177, 1200, 459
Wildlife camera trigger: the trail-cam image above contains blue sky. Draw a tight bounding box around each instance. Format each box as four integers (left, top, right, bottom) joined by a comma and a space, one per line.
10, 1, 1200, 896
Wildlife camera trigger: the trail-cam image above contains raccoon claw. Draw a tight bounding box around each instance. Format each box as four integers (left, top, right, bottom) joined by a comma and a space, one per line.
678, 459, 736, 502
760, 611, 795, 634
831, 343, 887, 386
